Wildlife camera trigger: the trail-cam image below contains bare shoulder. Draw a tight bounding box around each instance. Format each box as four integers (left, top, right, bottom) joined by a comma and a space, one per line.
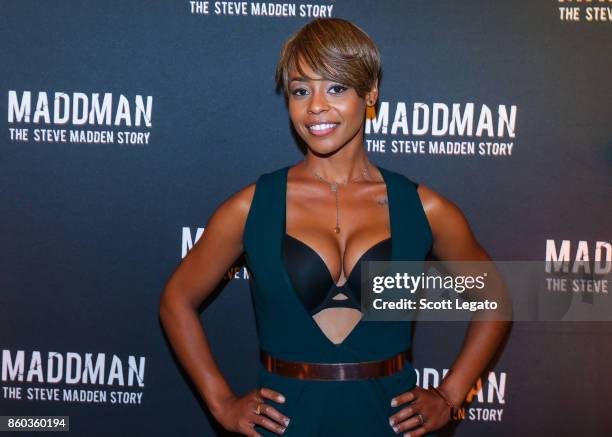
416, 184, 466, 227
416, 184, 489, 260
220, 182, 256, 219
160, 182, 257, 306
208, 182, 256, 235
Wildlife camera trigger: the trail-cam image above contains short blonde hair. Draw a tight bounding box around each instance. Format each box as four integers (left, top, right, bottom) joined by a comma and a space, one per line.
275, 18, 381, 99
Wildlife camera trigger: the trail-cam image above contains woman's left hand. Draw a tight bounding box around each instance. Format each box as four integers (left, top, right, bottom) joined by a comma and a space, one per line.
388, 386, 451, 436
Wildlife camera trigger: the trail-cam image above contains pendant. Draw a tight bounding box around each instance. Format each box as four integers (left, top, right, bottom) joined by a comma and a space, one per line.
330, 183, 338, 192
334, 226, 340, 234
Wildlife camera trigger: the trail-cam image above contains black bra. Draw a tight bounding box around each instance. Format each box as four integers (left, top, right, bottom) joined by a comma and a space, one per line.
283, 234, 392, 316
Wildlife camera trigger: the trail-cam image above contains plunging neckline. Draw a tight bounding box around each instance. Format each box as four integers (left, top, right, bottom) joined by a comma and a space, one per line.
284, 233, 392, 289
279, 164, 394, 348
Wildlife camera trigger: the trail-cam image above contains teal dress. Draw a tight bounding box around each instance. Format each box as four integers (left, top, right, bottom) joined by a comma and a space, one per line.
243, 165, 435, 436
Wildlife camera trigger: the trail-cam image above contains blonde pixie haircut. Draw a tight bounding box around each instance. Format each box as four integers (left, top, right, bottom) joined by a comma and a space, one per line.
275, 18, 381, 99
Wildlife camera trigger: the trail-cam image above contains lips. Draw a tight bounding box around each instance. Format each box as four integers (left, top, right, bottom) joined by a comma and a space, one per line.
306, 122, 340, 137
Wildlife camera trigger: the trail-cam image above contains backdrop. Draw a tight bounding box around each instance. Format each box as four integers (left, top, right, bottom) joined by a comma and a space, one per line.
1, 1, 611, 436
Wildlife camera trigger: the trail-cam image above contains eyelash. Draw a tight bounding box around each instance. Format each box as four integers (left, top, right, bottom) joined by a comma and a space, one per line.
291, 85, 348, 97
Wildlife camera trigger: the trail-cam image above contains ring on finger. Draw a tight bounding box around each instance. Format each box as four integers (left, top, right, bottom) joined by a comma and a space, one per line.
254, 403, 262, 415
417, 412, 426, 425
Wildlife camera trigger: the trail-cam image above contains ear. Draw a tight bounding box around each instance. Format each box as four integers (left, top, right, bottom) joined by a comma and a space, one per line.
365, 78, 379, 106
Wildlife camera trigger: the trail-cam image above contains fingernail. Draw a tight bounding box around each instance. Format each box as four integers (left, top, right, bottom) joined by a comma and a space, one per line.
278, 395, 286, 403
389, 418, 395, 427
284, 418, 290, 426
280, 427, 285, 434
404, 433, 411, 437
393, 425, 399, 433
390, 398, 397, 407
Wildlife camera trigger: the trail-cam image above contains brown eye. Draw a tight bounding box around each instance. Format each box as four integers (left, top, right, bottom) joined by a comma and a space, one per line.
329, 85, 347, 94
290, 88, 308, 97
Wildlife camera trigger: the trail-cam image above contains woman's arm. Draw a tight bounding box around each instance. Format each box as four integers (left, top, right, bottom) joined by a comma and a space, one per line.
160, 184, 291, 436
388, 185, 512, 437
159, 183, 256, 415
418, 184, 512, 407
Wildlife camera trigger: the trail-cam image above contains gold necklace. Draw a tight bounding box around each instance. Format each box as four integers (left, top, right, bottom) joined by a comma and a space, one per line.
305, 160, 372, 234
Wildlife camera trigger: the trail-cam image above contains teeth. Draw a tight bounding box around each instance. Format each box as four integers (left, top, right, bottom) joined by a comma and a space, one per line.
309, 123, 337, 131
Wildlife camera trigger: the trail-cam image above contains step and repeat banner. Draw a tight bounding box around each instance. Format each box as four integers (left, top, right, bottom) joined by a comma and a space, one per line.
1, 1, 610, 436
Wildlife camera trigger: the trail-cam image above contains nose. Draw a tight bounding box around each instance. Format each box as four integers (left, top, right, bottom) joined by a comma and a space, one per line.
308, 88, 329, 114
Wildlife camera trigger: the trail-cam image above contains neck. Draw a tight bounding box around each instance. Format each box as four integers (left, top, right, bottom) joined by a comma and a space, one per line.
304, 147, 371, 184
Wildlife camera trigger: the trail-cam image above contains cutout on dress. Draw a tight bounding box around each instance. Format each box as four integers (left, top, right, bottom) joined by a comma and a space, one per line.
282, 233, 392, 345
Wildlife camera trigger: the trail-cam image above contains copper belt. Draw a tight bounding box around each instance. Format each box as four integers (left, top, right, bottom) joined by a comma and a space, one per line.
260, 349, 410, 381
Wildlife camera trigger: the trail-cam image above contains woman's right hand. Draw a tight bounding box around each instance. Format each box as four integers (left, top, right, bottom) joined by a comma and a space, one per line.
214, 387, 290, 437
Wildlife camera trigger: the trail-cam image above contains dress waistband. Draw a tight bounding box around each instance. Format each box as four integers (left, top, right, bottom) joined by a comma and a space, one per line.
260, 349, 410, 381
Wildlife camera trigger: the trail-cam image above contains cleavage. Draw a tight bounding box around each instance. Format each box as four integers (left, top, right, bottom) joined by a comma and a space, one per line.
285, 232, 391, 287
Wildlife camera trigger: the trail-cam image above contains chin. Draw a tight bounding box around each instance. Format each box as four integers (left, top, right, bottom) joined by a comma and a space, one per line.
306, 142, 345, 157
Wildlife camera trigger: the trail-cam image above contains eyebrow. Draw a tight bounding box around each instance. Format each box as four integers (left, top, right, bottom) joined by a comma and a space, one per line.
289, 76, 323, 83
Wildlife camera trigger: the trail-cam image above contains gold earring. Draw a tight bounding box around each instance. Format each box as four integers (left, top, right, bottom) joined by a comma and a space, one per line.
366, 102, 376, 120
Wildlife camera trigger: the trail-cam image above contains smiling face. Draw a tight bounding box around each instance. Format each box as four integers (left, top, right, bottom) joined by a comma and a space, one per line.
288, 60, 378, 156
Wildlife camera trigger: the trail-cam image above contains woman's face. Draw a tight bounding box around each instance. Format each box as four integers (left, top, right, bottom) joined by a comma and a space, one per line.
287, 60, 376, 156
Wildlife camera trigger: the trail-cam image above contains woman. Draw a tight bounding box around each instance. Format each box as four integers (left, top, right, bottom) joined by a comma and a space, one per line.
160, 18, 511, 437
